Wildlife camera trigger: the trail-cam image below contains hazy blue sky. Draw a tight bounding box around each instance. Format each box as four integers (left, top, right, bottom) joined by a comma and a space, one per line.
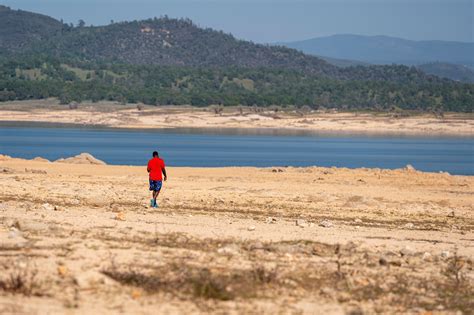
2, 0, 473, 43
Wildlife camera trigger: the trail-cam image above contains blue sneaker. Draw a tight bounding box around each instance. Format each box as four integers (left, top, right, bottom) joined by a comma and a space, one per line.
150, 199, 154, 207
153, 202, 159, 208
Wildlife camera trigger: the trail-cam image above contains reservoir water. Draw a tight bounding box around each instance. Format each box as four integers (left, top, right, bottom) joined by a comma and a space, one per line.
0, 125, 473, 175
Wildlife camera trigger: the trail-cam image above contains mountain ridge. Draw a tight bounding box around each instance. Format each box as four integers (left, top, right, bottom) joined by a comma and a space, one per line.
279, 34, 474, 67
0, 5, 447, 83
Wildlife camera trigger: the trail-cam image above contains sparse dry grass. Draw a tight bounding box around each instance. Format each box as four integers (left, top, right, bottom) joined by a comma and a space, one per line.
0, 261, 44, 297
102, 263, 278, 301
96, 234, 474, 312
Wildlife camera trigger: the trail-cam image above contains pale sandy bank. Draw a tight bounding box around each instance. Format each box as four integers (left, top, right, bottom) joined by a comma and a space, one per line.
0, 100, 473, 136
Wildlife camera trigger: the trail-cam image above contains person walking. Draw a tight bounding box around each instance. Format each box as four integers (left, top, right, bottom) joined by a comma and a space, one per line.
147, 151, 167, 208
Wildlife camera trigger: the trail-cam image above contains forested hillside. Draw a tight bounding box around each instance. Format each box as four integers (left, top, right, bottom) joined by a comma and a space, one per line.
0, 5, 63, 51
2, 56, 472, 112
0, 5, 473, 112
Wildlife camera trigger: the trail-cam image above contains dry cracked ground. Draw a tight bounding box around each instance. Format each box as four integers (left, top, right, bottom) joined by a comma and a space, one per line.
0, 156, 473, 314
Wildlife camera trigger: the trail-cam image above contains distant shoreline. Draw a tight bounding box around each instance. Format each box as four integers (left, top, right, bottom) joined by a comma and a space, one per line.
1, 120, 473, 139
0, 100, 473, 137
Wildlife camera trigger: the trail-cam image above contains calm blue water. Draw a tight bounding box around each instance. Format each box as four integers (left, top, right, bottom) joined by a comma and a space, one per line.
0, 126, 473, 175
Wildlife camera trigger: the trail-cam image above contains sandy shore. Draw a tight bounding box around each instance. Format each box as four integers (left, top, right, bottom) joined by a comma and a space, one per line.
0, 154, 473, 314
1, 100, 473, 136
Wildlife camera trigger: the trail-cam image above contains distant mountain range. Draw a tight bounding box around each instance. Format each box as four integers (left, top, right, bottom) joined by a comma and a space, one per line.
0, 5, 472, 112
279, 34, 474, 66
279, 35, 474, 82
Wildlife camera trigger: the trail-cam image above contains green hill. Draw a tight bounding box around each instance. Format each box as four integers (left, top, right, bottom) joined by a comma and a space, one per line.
0, 5, 63, 52
0, 6, 449, 83
0, 6, 473, 112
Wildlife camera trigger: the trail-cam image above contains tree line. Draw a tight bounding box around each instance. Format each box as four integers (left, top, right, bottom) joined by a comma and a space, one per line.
0, 54, 472, 112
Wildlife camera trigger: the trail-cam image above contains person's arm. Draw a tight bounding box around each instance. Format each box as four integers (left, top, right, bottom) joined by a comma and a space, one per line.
147, 161, 151, 173
162, 167, 167, 181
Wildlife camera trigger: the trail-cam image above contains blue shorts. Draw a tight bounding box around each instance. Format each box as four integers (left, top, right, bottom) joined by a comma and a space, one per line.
149, 180, 162, 192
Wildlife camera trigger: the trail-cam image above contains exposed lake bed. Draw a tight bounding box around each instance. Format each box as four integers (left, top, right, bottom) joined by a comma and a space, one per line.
1, 100, 473, 136
0, 153, 472, 314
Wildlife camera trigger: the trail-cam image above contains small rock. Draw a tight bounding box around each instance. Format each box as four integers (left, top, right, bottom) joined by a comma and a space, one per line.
379, 255, 402, 267
8, 227, 22, 239
404, 164, 416, 171
18, 221, 48, 232
42, 203, 54, 211
403, 223, 415, 229
115, 212, 125, 221
0, 167, 14, 174
4, 228, 28, 247
75, 270, 110, 289
400, 246, 415, 257
265, 217, 277, 224
422, 252, 432, 261
296, 219, 308, 228
217, 244, 240, 256
440, 251, 450, 258
249, 241, 265, 250
320, 287, 335, 297
247, 226, 256, 231
57, 266, 68, 277
319, 220, 333, 228
447, 211, 455, 218
354, 218, 362, 224
131, 289, 142, 300
5, 219, 20, 229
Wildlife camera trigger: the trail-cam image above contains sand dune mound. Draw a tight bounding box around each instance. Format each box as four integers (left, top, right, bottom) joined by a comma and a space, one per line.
32, 157, 51, 163
0, 154, 12, 161
55, 153, 106, 165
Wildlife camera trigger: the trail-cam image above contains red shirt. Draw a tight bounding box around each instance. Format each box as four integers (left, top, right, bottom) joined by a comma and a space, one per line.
147, 157, 165, 181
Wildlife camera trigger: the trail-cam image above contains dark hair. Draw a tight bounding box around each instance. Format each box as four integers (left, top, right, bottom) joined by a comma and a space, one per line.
153, 151, 159, 157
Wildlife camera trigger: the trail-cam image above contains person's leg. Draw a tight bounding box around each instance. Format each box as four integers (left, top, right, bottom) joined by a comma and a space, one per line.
153, 189, 161, 207
153, 181, 163, 208
150, 191, 155, 206
150, 180, 155, 207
